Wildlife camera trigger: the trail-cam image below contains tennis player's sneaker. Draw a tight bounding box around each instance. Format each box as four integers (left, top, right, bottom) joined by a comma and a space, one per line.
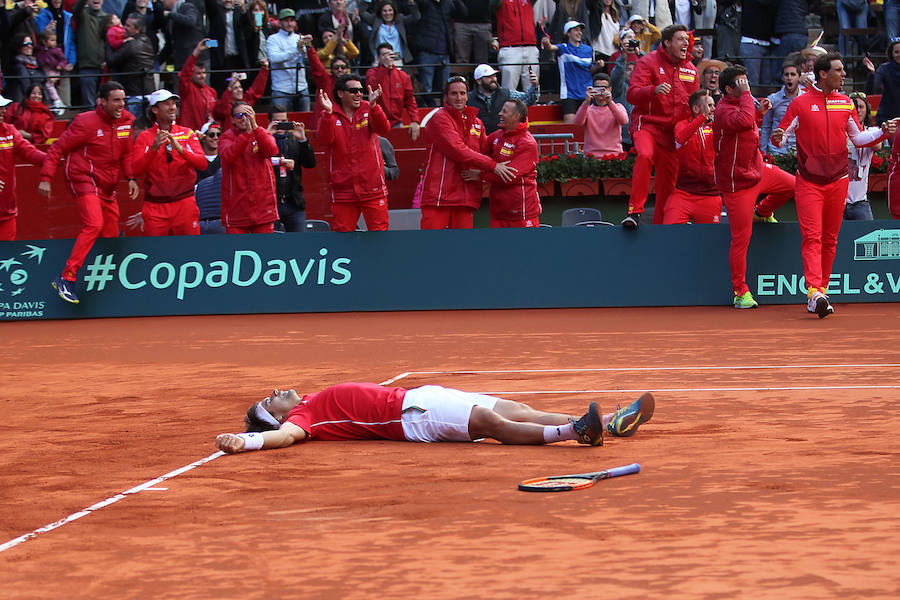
753, 209, 778, 223
807, 290, 834, 318
606, 392, 655, 437
51, 276, 79, 304
570, 402, 604, 446
733, 291, 759, 309
621, 213, 641, 229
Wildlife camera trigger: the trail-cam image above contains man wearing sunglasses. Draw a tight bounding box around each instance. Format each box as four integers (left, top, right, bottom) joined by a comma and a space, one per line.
307, 37, 350, 129
132, 89, 207, 236
317, 75, 392, 231
219, 102, 280, 233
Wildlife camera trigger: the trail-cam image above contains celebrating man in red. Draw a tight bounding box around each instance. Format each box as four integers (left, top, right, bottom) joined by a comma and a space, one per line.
0, 94, 47, 241
663, 90, 721, 225
317, 75, 392, 232
219, 102, 280, 233
420, 76, 515, 229
773, 53, 898, 318
133, 89, 207, 236
478, 99, 541, 227
713, 65, 795, 310
211, 61, 269, 132
39, 81, 138, 304
623, 24, 698, 228
365, 42, 421, 141
178, 40, 218, 131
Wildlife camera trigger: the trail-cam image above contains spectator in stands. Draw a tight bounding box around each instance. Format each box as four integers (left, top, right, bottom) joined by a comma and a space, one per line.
211, 60, 269, 130
193, 168, 225, 233
713, 65, 794, 310
318, 0, 359, 50
864, 39, 900, 126
307, 38, 348, 127
267, 106, 316, 233
133, 89, 206, 235
5, 0, 40, 68
361, 0, 419, 67
493, 0, 540, 93
107, 13, 156, 116
241, 0, 273, 66
610, 45, 636, 147
837, 0, 869, 58
773, 0, 815, 64
844, 92, 880, 221
887, 0, 900, 42
419, 76, 514, 229
738, 0, 775, 87
548, 0, 590, 45
622, 24, 697, 228
626, 14, 659, 55
3, 83, 54, 144
196, 120, 221, 180
588, 0, 620, 62
454, 0, 492, 69
267, 9, 309, 111
697, 58, 725, 105
542, 20, 595, 124
799, 45, 826, 89
162, 0, 203, 71
317, 26, 359, 67
467, 63, 538, 134
6, 35, 42, 104
35, 0, 76, 109
178, 39, 218, 130
0, 94, 48, 242
663, 89, 721, 224
690, 37, 704, 67
760, 60, 800, 156
120, 0, 162, 56
476, 98, 542, 228
316, 74, 392, 231
575, 72, 627, 156
208, 0, 249, 92
379, 135, 400, 180
366, 42, 420, 139
607, 28, 644, 75
693, 0, 715, 60
219, 101, 280, 233
410, 0, 457, 107
35, 29, 70, 114
714, 0, 740, 59
103, 13, 127, 52
39, 81, 138, 305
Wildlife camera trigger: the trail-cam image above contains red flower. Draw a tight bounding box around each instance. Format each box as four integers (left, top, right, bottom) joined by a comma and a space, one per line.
550, 154, 560, 160
873, 156, 884, 168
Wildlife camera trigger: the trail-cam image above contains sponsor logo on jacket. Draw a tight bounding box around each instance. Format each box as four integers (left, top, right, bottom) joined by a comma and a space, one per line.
678, 67, 696, 82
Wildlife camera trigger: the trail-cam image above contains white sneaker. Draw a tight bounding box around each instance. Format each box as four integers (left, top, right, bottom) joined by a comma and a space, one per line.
807, 291, 834, 318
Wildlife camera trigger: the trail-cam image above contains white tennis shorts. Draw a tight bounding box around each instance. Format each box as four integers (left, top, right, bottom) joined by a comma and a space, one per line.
401, 385, 499, 442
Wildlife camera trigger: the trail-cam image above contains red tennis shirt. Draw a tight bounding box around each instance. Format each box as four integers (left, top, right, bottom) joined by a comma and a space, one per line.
286, 383, 407, 441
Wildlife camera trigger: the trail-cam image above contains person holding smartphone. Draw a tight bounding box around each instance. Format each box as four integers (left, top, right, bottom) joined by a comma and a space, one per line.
574, 72, 628, 156
267, 106, 316, 233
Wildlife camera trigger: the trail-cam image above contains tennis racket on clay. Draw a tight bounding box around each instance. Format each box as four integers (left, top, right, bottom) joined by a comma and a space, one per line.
518, 463, 640, 492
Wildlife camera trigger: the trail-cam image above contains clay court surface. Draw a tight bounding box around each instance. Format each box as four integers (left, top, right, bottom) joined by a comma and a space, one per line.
2, 306, 900, 598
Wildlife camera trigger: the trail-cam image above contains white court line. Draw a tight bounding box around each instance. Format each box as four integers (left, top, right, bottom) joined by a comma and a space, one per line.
396, 363, 900, 377
482, 385, 900, 395
0, 373, 415, 555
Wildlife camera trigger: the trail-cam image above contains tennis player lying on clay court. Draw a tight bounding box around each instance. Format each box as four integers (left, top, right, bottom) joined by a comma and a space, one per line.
214, 382, 654, 452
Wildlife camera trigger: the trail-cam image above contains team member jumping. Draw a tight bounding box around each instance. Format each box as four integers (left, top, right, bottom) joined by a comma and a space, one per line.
133, 89, 207, 236
713, 65, 796, 310
214, 382, 655, 452
772, 52, 898, 317
39, 81, 138, 304
623, 24, 698, 228
0, 94, 47, 241
663, 89, 722, 225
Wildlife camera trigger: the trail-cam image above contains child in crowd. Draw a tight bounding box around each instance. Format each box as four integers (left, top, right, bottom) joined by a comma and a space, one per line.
103, 14, 127, 52
35, 29, 71, 113
9, 36, 42, 103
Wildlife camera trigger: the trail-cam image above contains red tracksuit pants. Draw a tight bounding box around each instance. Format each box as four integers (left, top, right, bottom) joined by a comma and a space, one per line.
331, 196, 390, 232
886, 162, 900, 219
420, 205, 475, 229
795, 175, 849, 291
0, 216, 15, 241
662, 190, 722, 224
142, 196, 201, 236
63, 194, 119, 282
721, 164, 795, 295
628, 129, 678, 223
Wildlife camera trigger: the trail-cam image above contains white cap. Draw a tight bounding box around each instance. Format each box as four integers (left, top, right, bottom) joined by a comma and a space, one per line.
628, 14, 644, 23
147, 89, 179, 106
473, 64, 500, 80
0, 95, 13, 107
563, 20, 585, 35
618, 28, 635, 41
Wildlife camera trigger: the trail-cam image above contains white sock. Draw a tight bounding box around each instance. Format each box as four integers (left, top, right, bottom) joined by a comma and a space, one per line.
543, 423, 578, 443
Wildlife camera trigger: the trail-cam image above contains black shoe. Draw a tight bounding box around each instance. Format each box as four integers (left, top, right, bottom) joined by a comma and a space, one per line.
621, 213, 641, 229
570, 402, 604, 446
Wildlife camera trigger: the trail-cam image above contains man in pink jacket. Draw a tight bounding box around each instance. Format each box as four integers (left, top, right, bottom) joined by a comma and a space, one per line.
574, 73, 628, 156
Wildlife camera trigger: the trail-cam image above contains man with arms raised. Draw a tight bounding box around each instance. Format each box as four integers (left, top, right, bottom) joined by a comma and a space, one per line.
365, 42, 421, 141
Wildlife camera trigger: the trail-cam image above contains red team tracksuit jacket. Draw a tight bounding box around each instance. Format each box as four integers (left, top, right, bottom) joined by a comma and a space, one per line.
211, 66, 269, 132
483, 121, 541, 226
420, 105, 496, 229
776, 85, 886, 291
626, 45, 698, 221
133, 123, 208, 235
40, 106, 135, 281
0, 122, 47, 240
713, 90, 794, 295
663, 113, 720, 224
219, 125, 280, 232
317, 100, 391, 231
178, 53, 219, 131
365, 65, 419, 127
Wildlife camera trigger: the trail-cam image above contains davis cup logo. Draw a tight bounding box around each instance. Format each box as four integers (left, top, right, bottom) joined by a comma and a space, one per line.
0, 244, 46, 297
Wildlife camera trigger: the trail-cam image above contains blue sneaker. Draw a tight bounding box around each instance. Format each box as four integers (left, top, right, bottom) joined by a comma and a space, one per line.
606, 392, 655, 437
569, 402, 603, 446
51, 276, 79, 304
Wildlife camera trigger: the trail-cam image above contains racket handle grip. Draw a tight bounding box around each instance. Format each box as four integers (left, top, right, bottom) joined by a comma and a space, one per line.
607, 463, 641, 478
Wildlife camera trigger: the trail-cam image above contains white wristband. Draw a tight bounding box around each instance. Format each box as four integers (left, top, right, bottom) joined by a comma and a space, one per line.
236, 432, 265, 451
271, 157, 282, 166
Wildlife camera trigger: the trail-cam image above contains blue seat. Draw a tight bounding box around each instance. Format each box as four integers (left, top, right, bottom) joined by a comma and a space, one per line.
561, 207, 603, 227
